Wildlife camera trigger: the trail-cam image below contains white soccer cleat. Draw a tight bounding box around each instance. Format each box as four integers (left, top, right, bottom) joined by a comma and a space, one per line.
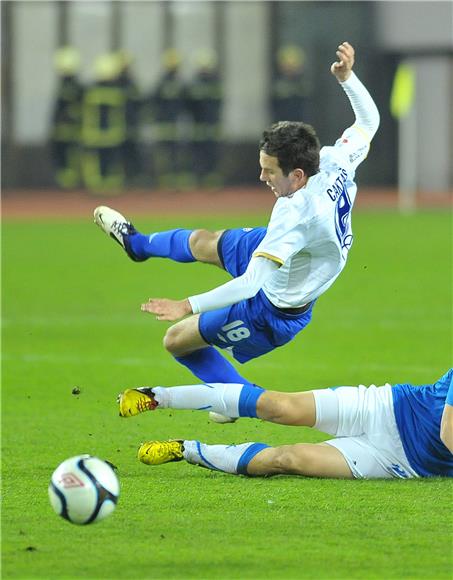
209, 412, 238, 424
93, 206, 144, 261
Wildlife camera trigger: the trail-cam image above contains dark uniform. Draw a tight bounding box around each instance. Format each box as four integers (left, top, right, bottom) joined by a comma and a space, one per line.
51, 47, 84, 189
271, 46, 310, 123
186, 55, 223, 187
148, 50, 189, 189
81, 53, 128, 194
116, 51, 142, 184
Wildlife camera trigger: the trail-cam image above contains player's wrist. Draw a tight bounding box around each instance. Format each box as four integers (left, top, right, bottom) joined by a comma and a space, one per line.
338, 70, 353, 83
338, 70, 355, 84
187, 296, 198, 314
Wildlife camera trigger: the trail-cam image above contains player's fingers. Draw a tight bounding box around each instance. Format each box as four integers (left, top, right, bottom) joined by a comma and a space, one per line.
141, 302, 158, 313
337, 43, 352, 57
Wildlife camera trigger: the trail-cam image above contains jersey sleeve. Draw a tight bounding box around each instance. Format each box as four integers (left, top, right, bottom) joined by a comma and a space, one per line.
188, 256, 280, 314
333, 71, 380, 171
333, 125, 371, 171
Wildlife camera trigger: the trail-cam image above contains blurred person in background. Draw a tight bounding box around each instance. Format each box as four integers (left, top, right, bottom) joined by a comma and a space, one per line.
271, 45, 311, 123
50, 46, 84, 189
116, 50, 143, 186
186, 49, 223, 188
148, 49, 189, 189
94, 43, 380, 424
81, 53, 127, 194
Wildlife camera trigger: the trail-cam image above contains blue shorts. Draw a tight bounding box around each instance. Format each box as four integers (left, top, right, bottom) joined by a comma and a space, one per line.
199, 227, 315, 363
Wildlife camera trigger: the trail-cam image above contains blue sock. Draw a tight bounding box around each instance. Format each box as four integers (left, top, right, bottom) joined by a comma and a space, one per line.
128, 229, 195, 262
183, 440, 269, 475
238, 384, 265, 418
175, 347, 250, 384
237, 443, 270, 475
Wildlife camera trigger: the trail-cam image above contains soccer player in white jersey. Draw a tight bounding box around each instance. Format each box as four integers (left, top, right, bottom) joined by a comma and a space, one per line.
116, 369, 453, 479
94, 43, 380, 410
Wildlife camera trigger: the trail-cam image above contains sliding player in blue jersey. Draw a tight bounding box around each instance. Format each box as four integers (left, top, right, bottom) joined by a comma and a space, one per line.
118, 369, 453, 479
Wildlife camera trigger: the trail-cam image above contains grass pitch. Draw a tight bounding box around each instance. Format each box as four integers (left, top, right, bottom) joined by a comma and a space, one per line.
2, 208, 452, 579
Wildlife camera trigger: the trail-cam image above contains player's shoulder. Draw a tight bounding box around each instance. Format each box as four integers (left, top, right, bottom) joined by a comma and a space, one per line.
320, 144, 350, 170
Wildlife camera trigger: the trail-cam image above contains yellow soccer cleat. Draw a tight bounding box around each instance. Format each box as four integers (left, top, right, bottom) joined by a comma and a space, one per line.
117, 387, 158, 418
138, 440, 184, 466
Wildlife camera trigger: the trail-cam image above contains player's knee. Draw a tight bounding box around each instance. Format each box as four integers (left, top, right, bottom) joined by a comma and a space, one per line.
273, 447, 300, 473
189, 229, 222, 264
163, 326, 182, 356
272, 445, 316, 475
258, 392, 293, 423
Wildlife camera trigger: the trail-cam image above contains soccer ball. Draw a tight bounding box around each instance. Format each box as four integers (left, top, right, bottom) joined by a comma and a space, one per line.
48, 455, 119, 525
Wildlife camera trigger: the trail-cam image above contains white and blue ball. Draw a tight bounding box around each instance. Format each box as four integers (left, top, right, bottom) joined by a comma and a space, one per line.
48, 455, 119, 525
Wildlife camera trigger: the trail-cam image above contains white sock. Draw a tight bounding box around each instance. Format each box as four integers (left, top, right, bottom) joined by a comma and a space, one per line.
153, 383, 244, 417
182, 440, 259, 474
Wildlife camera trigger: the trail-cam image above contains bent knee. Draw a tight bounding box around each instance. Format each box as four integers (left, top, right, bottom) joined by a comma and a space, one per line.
163, 326, 184, 355
189, 229, 223, 265
162, 318, 207, 357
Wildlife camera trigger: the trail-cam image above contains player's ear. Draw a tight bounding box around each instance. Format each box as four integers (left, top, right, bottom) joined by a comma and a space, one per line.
291, 168, 306, 184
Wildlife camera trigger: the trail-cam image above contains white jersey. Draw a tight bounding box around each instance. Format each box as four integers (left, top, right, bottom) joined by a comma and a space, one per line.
188, 72, 379, 316
254, 125, 369, 308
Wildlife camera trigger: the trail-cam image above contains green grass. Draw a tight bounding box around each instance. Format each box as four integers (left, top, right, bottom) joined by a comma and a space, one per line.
2, 209, 452, 579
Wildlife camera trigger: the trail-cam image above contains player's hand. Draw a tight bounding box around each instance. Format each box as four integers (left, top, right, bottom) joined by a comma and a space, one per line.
141, 298, 193, 321
331, 42, 355, 82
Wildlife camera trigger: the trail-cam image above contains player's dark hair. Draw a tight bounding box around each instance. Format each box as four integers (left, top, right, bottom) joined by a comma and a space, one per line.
260, 121, 320, 177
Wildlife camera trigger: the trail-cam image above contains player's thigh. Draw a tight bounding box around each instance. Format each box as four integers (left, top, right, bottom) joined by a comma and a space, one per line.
314, 383, 394, 438
247, 443, 353, 479
257, 391, 317, 427
163, 314, 209, 356
313, 385, 366, 437
324, 436, 416, 479
189, 229, 224, 267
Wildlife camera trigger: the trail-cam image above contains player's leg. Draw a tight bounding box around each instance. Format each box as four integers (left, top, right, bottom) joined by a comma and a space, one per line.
128, 228, 225, 266
93, 205, 225, 266
256, 390, 317, 426
137, 439, 353, 478
246, 443, 354, 478
118, 376, 318, 427
162, 315, 250, 384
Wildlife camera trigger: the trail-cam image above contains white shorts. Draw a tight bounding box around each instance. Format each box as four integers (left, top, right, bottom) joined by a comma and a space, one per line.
312, 384, 418, 479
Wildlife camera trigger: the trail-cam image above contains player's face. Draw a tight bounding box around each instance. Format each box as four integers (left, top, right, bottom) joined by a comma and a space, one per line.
259, 151, 299, 198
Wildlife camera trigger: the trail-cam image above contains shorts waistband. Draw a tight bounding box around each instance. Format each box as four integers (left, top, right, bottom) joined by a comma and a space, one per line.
259, 290, 313, 318
275, 302, 312, 315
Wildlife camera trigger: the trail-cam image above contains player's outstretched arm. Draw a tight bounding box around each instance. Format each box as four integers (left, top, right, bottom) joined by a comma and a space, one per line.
331, 42, 380, 144
141, 256, 279, 321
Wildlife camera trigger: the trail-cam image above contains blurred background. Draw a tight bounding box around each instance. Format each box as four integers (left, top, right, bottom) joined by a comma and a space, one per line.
2, 0, 452, 202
